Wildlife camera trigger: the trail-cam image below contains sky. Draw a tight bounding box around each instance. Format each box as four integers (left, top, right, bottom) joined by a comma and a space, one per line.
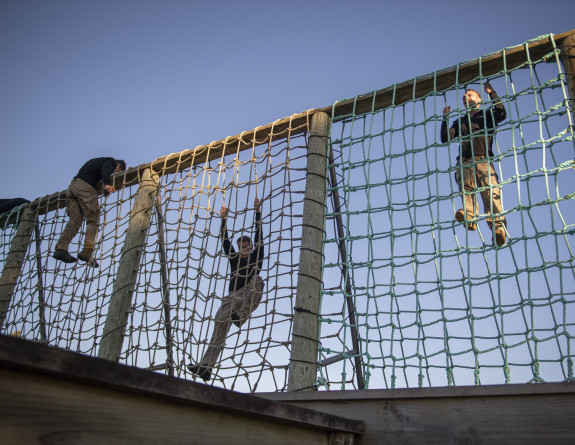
0, 0, 573, 201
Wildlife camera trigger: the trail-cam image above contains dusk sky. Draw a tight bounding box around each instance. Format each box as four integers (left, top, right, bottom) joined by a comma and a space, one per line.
1, 0, 573, 201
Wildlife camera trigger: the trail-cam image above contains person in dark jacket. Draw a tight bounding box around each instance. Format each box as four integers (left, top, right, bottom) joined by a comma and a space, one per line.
188, 197, 265, 382
441, 82, 508, 246
53, 157, 126, 267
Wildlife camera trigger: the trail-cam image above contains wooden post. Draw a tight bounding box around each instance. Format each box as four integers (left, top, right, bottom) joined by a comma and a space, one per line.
288, 112, 330, 391
33, 222, 47, 343
98, 168, 159, 362
0, 207, 35, 330
560, 34, 575, 121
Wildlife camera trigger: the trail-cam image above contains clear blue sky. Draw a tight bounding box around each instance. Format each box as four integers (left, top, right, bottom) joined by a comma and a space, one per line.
0, 0, 572, 200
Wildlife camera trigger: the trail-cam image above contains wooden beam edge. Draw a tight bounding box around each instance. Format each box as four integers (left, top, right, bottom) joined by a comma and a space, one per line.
0, 335, 365, 436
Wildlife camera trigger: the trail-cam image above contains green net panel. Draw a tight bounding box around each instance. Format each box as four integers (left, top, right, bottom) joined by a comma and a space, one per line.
1, 34, 573, 394
320, 35, 575, 389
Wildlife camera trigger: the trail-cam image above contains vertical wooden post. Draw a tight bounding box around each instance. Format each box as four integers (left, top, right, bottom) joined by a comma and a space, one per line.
560, 35, 575, 121
288, 111, 330, 391
34, 222, 47, 343
98, 168, 159, 362
0, 207, 35, 330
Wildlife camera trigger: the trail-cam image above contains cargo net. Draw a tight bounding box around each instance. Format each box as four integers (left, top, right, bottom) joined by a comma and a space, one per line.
320, 35, 575, 389
0, 123, 310, 393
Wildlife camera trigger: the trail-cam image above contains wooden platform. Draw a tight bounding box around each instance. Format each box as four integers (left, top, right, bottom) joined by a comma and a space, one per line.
0, 335, 363, 444
2, 333, 575, 444
263, 382, 575, 444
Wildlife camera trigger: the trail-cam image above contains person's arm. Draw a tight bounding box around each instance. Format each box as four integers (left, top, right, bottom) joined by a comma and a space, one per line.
220, 205, 234, 257
101, 159, 117, 186
485, 83, 507, 124
251, 198, 264, 269
440, 106, 458, 143
101, 158, 117, 194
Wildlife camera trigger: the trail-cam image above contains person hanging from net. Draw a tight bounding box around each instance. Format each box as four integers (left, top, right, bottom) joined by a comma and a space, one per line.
188, 197, 265, 382
53, 157, 126, 268
441, 82, 508, 246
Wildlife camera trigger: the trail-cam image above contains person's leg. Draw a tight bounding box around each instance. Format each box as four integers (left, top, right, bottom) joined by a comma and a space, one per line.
73, 180, 100, 265
478, 162, 506, 245
197, 292, 237, 373
54, 181, 84, 261
455, 159, 478, 230
232, 275, 264, 328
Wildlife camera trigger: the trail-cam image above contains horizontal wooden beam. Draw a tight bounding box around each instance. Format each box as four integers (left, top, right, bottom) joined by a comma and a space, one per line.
2, 29, 573, 226
0, 334, 365, 441
329, 29, 575, 119
263, 382, 575, 444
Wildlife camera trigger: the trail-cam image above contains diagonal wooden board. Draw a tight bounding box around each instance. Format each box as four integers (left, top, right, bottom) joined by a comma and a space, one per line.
0, 335, 363, 445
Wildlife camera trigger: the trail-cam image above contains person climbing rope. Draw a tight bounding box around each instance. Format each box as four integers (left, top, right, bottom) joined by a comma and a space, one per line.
441, 82, 508, 246
53, 157, 126, 268
188, 197, 265, 382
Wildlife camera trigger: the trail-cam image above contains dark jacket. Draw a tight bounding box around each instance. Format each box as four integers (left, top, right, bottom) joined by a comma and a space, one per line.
220, 211, 264, 293
75, 157, 118, 189
441, 91, 507, 158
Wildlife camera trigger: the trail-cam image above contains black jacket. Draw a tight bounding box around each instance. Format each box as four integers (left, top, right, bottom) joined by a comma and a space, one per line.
441, 91, 507, 158
220, 211, 264, 293
75, 157, 118, 189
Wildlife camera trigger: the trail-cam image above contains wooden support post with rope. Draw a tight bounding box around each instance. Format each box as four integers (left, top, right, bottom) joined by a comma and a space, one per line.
288, 111, 330, 392
560, 34, 575, 122
0, 207, 35, 330
33, 223, 47, 343
98, 168, 159, 362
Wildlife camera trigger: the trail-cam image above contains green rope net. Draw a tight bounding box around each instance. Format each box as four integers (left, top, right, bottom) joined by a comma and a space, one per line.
1, 34, 573, 393
319, 34, 575, 389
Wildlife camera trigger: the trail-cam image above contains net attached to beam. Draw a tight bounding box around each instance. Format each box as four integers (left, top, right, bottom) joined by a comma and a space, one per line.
319, 35, 575, 389
1, 119, 311, 393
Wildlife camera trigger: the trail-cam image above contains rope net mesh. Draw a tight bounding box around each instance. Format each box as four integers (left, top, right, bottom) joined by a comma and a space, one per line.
1, 124, 310, 393
320, 35, 575, 389
1, 34, 574, 393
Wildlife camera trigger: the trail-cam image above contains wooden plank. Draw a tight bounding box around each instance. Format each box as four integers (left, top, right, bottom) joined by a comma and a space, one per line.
263, 383, 575, 444
1, 29, 573, 227
0, 334, 365, 441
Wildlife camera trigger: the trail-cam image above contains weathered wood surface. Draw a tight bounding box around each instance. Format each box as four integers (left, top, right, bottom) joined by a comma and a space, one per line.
0, 335, 364, 444
264, 383, 575, 444
288, 112, 330, 391
0, 208, 35, 328
560, 34, 575, 116
98, 168, 159, 362
2, 29, 573, 226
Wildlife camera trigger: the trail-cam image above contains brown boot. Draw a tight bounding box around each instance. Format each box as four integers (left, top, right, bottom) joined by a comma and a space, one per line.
78, 249, 99, 268
455, 209, 477, 231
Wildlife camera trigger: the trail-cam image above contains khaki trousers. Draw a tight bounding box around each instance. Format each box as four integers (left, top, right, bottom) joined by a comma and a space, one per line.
55, 178, 100, 253
455, 157, 505, 229
200, 275, 264, 370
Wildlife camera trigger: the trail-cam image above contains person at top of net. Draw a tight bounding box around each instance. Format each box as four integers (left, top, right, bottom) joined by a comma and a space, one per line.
53, 157, 126, 268
441, 82, 508, 246
188, 197, 265, 382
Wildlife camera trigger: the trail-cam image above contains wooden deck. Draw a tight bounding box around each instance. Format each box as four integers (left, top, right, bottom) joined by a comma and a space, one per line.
2, 334, 575, 444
